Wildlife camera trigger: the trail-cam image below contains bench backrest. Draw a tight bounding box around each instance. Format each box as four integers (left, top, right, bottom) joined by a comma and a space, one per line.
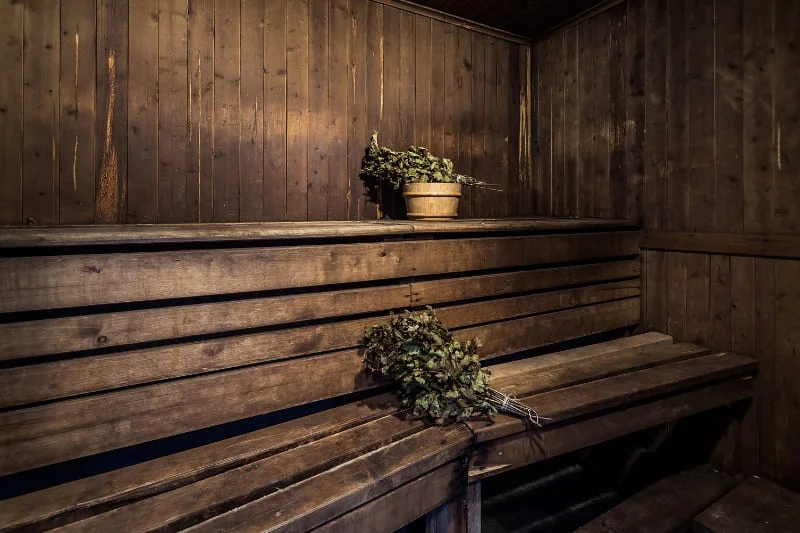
0, 219, 641, 478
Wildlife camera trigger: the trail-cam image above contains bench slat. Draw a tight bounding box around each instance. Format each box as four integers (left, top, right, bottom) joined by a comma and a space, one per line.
469, 378, 755, 477
0, 298, 639, 475
0, 260, 639, 361
0, 393, 400, 532
694, 476, 800, 533
0, 232, 638, 312
61, 426, 473, 533
575, 465, 739, 533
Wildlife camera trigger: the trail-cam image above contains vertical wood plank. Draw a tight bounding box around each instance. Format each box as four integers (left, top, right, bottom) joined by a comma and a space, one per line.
708, 254, 732, 352
644, 250, 668, 332
742, 0, 774, 233
327, 0, 348, 220
364, 1, 383, 218
442, 23, 458, 168
537, 37, 553, 216
625, 0, 645, 222
263, 0, 287, 221
285, 0, 309, 221
473, 36, 494, 218
414, 16, 432, 149
307, 0, 329, 221
685, 253, 710, 346
772, 0, 800, 233
96, 0, 128, 223
470, 35, 485, 216
592, 10, 610, 218
240, 0, 265, 221
714, 0, 744, 232
644, 0, 668, 230
429, 20, 445, 157
754, 258, 777, 479
550, 34, 565, 217
213, 1, 241, 221
609, 7, 626, 219
731, 255, 757, 475
0, 0, 23, 225
507, 42, 521, 217
774, 260, 800, 486
398, 11, 415, 149
59, 0, 96, 224
667, 0, 690, 231
126, 0, 158, 224
23, 0, 60, 225
456, 28, 473, 218
563, 28, 579, 217
666, 252, 687, 341
187, 0, 214, 222
158, 0, 189, 223
348, 0, 369, 219
687, 0, 715, 231
381, 6, 400, 218
577, 23, 593, 217
495, 39, 510, 218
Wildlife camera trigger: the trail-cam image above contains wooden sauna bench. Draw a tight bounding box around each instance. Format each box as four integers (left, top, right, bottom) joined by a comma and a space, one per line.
0, 219, 757, 532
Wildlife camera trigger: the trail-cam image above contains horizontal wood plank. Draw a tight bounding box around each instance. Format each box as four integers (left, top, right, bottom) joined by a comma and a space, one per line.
0, 261, 639, 360
641, 232, 800, 259
0, 299, 639, 474
0, 219, 638, 248
470, 378, 755, 475
0, 232, 639, 313
312, 461, 464, 533
576, 465, 739, 533
470, 353, 758, 443
0, 394, 401, 532
55, 416, 451, 533
694, 476, 800, 533
0, 283, 640, 406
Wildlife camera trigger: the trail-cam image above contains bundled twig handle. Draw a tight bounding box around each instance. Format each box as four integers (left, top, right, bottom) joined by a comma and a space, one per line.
483, 387, 551, 427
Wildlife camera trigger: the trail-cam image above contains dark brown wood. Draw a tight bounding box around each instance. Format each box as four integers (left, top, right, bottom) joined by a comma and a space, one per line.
307, 0, 329, 221
158, 0, 189, 223
0, 231, 639, 312
239, 0, 266, 222
642, 232, 800, 259
643, 0, 667, 230
176, 427, 472, 533
0, 0, 24, 225
470, 377, 755, 474
94, 0, 128, 224
126, 0, 159, 224
576, 466, 740, 533
327, 0, 347, 220
0, 393, 400, 532
624, 0, 645, 221
318, 462, 465, 533
187, 0, 215, 222
22, 0, 60, 226
286, 0, 310, 221
58, 0, 96, 225
694, 476, 800, 533
263, 0, 288, 221
346, 0, 369, 220
666, 0, 689, 231
212, 1, 240, 222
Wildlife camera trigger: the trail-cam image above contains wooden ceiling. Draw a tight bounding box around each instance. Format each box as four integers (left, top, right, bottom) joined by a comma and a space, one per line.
409, 0, 609, 39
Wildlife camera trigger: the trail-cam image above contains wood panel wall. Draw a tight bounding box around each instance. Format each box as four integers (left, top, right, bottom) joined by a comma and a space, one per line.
532, 0, 800, 489
0, 0, 531, 225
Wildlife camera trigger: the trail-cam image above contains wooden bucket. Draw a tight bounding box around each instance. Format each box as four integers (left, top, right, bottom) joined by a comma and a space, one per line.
402, 183, 462, 220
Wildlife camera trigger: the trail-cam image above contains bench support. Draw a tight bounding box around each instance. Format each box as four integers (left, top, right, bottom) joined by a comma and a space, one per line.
425, 481, 481, 533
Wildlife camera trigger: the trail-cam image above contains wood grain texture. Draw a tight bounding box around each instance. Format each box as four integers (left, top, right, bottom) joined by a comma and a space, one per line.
641, 231, 800, 259
263, 0, 288, 221
0, 0, 24, 225
0, 231, 639, 312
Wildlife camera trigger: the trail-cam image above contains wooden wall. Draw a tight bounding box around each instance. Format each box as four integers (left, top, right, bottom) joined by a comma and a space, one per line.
0, 0, 531, 225
533, 0, 800, 488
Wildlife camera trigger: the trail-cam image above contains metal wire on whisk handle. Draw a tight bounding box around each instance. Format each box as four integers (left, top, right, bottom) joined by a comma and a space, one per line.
483, 388, 551, 427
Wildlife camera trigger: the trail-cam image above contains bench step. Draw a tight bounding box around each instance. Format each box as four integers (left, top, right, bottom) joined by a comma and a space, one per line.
576, 465, 739, 533
694, 476, 800, 533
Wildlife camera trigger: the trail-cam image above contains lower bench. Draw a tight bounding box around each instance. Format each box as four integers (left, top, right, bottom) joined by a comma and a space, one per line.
0, 332, 755, 532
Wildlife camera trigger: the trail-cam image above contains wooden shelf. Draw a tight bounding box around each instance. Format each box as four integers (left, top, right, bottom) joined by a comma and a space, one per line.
0, 218, 638, 248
